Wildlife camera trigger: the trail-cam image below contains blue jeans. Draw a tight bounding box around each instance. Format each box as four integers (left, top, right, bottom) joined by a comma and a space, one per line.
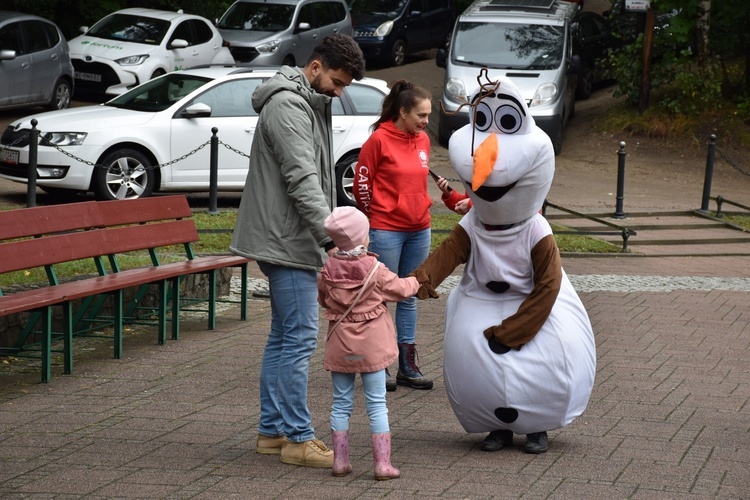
368, 228, 431, 344
256, 261, 319, 443
330, 370, 389, 434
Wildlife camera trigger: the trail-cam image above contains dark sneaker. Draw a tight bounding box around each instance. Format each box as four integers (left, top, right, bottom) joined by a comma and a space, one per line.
480, 430, 513, 452
524, 432, 548, 454
396, 343, 433, 390
385, 368, 397, 392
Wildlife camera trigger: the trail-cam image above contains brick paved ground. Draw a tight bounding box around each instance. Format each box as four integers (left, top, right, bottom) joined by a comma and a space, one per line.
0, 255, 748, 499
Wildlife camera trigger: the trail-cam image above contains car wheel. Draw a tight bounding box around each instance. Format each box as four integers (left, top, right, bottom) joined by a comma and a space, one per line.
93, 148, 156, 201
45, 78, 72, 111
390, 40, 407, 66
150, 69, 166, 80
575, 65, 594, 100
282, 55, 295, 66
335, 151, 360, 207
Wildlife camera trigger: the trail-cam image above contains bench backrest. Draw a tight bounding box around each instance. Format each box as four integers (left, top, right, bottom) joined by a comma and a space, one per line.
0, 195, 199, 275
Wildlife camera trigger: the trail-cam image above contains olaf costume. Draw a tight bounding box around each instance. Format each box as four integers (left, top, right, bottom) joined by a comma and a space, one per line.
412, 72, 596, 446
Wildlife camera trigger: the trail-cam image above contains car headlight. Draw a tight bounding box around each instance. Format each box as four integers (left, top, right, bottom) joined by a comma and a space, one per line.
40, 132, 87, 146
256, 40, 281, 54
375, 20, 393, 37
530, 83, 558, 107
444, 78, 467, 103
116, 54, 150, 66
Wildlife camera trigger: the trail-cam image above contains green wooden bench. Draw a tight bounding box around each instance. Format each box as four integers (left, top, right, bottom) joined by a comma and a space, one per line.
0, 195, 249, 382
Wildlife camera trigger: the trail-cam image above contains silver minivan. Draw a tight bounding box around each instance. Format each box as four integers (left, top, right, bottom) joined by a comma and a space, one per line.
0, 11, 74, 111
436, 0, 580, 154
217, 0, 353, 66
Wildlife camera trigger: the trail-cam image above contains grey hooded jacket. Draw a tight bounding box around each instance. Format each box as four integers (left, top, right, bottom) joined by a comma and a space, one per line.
230, 66, 336, 271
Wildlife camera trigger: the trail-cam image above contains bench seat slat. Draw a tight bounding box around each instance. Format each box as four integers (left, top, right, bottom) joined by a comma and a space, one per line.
0, 255, 249, 317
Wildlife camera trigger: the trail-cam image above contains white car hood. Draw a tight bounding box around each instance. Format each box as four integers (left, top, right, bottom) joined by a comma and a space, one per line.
69, 35, 158, 61
13, 106, 157, 132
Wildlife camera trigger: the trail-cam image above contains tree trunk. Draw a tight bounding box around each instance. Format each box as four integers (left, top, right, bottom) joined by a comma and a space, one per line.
696, 0, 711, 65
638, 7, 655, 113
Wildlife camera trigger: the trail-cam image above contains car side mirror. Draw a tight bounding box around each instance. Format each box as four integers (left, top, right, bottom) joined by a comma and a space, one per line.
295, 22, 312, 33
182, 103, 213, 118
169, 39, 189, 49
0, 49, 17, 61
436, 48, 447, 68
79, 26, 89, 34
409, 10, 422, 17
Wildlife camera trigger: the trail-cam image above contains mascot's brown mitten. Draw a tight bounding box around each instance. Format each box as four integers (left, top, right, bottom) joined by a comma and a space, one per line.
409, 267, 439, 300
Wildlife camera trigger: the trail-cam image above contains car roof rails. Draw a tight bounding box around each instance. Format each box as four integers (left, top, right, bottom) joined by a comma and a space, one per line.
468, 0, 578, 19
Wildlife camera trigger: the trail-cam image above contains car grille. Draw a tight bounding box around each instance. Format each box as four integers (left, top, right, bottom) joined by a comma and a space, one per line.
72, 60, 122, 93
229, 46, 259, 63
0, 162, 30, 178
1, 126, 30, 148
353, 30, 376, 37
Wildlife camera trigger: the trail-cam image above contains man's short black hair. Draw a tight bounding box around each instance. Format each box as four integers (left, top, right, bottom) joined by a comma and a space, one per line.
308, 33, 366, 81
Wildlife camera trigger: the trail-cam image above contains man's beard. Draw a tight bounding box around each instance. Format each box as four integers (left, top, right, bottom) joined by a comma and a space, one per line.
312, 73, 336, 97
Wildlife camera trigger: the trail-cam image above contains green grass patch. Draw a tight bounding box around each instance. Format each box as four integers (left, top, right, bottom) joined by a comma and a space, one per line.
0, 208, 624, 291
721, 213, 750, 230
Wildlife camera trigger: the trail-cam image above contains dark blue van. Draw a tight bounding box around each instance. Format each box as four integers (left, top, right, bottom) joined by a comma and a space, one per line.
349, 0, 456, 66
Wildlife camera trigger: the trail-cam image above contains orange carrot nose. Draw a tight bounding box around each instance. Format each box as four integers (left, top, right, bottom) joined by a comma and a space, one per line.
472, 132, 498, 191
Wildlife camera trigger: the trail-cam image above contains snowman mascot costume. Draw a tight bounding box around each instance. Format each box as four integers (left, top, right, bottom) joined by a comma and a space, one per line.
411, 69, 595, 454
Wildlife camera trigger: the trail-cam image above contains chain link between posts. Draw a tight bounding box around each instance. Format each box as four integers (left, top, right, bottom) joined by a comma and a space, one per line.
0, 134, 251, 172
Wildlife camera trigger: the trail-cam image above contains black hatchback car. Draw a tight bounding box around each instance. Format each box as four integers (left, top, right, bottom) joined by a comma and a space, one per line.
349, 0, 456, 66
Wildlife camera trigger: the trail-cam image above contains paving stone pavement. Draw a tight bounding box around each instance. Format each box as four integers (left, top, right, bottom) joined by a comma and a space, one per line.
0, 253, 749, 499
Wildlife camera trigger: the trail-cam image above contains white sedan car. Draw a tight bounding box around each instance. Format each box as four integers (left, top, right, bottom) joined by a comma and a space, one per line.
0, 66, 387, 203
70, 8, 235, 96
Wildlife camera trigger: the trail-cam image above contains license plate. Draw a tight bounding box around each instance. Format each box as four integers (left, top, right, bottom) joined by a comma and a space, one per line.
0, 148, 19, 165
75, 71, 102, 82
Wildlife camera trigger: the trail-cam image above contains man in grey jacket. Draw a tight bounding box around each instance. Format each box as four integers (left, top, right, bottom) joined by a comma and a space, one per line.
230, 34, 366, 469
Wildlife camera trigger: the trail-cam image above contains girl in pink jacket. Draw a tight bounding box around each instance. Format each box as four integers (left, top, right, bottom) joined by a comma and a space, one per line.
318, 206, 419, 480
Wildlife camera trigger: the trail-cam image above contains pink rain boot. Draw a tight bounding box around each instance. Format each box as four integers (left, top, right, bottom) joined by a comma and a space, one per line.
331, 430, 352, 477
371, 433, 400, 480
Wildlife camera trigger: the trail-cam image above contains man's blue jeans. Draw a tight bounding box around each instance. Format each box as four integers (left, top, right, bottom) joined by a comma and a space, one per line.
256, 261, 318, 444
368, 228, 431, 344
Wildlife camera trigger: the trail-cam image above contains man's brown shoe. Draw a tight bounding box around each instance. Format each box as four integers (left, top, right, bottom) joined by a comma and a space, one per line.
280, 438, 334, 468
256, 434, 286, 455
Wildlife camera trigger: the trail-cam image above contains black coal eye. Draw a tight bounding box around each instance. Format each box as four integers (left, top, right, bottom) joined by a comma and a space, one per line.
473, 102, 493, 132
494, 104, 522, 134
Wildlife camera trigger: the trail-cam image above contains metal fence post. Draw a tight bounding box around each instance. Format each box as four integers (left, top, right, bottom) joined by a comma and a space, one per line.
208, 127, 219, 215
613, 141, 626, 219
26, 119, 39, 208
700, 134, 716, 212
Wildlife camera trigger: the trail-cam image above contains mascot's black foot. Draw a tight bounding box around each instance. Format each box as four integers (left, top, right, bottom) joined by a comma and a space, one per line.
524, 432, 548, 454
480, 430, 513, 452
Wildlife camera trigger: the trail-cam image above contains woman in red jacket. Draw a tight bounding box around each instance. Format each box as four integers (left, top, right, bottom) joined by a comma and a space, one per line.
353, 80, 434, 392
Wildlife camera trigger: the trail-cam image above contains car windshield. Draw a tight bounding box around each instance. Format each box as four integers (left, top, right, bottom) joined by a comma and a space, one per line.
453, 22, 564, 70
217, 3, 295, 31
86, 14, 171, 45
106, 74, 212, 112
349, 0, 408, 17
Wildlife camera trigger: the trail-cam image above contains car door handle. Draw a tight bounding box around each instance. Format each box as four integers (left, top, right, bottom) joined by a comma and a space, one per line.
332, 126, 347, 133
21, 62, 30, 69
245, 127, 256, 133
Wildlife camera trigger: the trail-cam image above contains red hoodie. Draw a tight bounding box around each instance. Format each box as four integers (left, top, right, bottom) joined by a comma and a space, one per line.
354, 121, 432, 231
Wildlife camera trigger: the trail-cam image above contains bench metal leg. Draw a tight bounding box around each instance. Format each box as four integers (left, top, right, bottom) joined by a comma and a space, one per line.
113, 290, 123, 359
240, 263, 248, 321
63, 302, 73, 374
171, 276, 181, 340
157, 280, 167, 345
40, 307, 52, 383
208, 270, 217, 330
